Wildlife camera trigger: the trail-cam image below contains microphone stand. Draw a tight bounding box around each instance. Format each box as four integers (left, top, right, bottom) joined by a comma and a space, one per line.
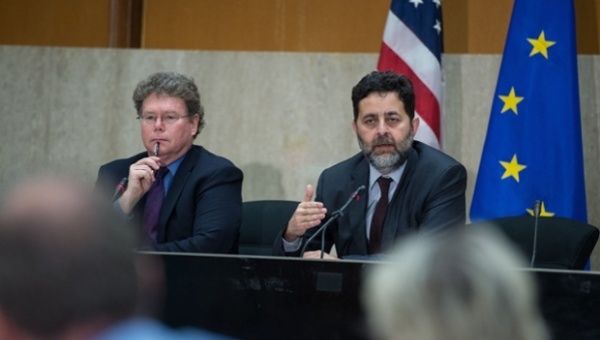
530, 200, 541, 267
300, 185, 365, 259
299, 211, 342, 259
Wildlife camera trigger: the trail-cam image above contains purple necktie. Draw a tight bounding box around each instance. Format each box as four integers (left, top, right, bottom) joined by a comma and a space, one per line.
369, 177, 392, 254
143, 167, 168, 242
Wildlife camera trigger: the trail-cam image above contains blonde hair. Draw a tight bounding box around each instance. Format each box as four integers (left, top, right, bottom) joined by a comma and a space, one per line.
363, 228, 548, 340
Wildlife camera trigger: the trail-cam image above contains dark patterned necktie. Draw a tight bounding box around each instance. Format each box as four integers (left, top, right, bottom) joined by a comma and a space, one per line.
369, 176, 392, 254
143, 167, 168, 242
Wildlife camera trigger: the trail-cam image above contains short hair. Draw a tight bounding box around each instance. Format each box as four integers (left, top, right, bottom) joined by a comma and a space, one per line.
133, 72, 205, 137
0, 178, 138, 338
363, 228, 549, 340
351, 71, 415, 121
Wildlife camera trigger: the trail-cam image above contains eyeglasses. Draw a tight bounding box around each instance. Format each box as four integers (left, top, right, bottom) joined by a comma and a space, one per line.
137, 113, 189, 125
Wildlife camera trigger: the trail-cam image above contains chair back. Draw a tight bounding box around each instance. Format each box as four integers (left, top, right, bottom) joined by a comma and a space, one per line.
239, 200, 299, 256
469, 215, 599, 270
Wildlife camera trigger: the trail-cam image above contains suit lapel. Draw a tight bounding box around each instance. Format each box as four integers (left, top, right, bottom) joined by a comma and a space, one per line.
381, 148, 417, 251
343, 157, 370, 255
156, 146, 200, 242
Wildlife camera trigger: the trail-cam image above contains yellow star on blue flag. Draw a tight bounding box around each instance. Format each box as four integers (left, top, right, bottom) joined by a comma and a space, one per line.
498, 87, 524, 114
527, 31, 556, 59
526, 201, 555, 217
499, 154, 526, 182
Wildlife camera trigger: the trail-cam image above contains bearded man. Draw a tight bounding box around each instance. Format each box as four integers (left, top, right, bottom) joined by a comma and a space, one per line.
273, 71, 466, 259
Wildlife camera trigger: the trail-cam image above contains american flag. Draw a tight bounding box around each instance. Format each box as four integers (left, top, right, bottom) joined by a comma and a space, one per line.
377, 0, 443, 148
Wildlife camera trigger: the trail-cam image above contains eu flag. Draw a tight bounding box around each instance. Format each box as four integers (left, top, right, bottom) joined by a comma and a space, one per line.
470, 0, 587, 223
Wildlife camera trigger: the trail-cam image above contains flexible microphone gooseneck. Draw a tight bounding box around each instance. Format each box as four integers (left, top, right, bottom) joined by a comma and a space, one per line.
300, 185, 366, 259
530, 200, 541, 267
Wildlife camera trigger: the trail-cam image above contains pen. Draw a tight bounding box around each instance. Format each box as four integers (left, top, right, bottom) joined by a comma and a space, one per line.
111, 177, 128, 201
154, 142, 160, 157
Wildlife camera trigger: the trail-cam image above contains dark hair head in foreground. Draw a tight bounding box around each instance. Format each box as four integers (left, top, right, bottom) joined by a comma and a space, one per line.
0, 177, 139, 339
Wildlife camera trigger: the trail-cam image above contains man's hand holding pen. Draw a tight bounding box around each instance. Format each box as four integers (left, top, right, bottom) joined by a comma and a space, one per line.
117, 142, 162, 214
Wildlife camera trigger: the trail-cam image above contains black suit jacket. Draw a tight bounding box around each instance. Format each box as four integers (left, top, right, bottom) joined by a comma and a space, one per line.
96, 145, 243, 253
274, 141, 466, 257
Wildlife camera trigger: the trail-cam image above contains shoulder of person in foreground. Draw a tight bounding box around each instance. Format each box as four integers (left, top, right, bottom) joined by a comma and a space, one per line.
96, 317, 235, 340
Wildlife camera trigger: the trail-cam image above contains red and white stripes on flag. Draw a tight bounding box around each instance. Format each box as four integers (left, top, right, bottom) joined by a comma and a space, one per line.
377, 0, 443, 149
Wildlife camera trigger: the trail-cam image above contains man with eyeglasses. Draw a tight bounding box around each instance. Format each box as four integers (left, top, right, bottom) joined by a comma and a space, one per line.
96, 72, 243, 253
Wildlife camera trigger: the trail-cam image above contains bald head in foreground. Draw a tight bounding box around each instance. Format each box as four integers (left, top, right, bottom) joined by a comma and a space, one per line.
363, 228, 549, 340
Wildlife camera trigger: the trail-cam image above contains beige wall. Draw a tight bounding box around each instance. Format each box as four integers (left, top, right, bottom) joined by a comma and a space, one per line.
1, 46, 600, 266
1, 1, 600, 266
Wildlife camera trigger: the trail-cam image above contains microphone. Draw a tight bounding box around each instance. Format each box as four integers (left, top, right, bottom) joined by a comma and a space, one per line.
111, 177, 128, 201
300, 185, 366, 259
530, 200, 541, 267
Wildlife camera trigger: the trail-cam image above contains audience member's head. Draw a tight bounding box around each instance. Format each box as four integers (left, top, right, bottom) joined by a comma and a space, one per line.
0, 176, 139, 339
363, 228, 549, 340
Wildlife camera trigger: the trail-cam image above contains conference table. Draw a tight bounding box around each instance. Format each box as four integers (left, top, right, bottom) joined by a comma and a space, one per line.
140, 252, 600, 340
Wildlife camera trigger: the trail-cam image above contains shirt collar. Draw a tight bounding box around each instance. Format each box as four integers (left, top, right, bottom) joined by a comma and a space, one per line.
165, 155, 184, 176
368, 162, 405, 191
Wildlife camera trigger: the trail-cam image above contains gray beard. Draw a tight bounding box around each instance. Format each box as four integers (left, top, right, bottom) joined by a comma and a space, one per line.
358, 134, 413, 175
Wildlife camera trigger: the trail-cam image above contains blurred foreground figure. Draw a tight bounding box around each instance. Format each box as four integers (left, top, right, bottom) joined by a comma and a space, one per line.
363, 228, 549, 340
0, 177, 225, 340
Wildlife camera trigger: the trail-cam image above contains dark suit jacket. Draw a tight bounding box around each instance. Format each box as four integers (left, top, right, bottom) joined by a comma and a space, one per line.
274, 141, 466, 258
96, 145, 243, 253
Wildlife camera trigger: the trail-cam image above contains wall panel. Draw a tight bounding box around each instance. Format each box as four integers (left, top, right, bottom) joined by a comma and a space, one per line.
0, 0, 111, 47
142, 0, 389, 52
0, 0, 599, 53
